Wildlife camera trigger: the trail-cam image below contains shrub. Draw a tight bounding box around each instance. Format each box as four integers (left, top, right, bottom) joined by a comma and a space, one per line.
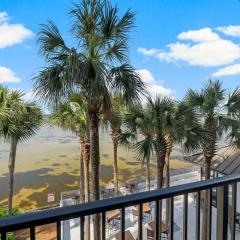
0, 208, 20, 240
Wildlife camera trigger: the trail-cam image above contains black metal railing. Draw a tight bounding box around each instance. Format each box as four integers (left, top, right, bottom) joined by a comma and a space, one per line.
0, 174, 239, 240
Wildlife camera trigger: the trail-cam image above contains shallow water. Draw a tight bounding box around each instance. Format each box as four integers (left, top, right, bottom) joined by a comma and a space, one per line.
0, 125, 191, 211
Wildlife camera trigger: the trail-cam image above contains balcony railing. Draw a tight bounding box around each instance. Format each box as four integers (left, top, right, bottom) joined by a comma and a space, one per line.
0, 174, 239, 240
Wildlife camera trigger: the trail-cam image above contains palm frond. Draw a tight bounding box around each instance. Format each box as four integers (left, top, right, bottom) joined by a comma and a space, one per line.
37, 21, 68, 61
0, 87, 43, 143
132, 138, 155, 165
117, 131, 136, 150
226, 86, 240, 117
109, 64, 147, 106
49, 94, 89, 138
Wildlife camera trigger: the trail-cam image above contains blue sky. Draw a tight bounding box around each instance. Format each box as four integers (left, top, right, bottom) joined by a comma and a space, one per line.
0, 0, 240, 101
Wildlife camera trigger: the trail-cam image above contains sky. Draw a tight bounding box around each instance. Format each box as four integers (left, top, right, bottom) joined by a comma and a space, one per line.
0, 0, 240, 102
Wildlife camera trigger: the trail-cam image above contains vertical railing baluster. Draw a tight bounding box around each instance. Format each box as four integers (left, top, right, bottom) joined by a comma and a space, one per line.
169, 197, 174, 240
80, 216, 85, 240
57, 220, 61, 240
216, 184, 229, 240
183, 193, 188, 240
138, 204, 143, 240
231, 183, 237, 240
30, 226, 35, 240
0, 232, 7, 240
159, 200, 162, 240
102, 212, 106, 240
196, 191, 200, 240
208, 188, 212, 240
155, 200, 159, 240
121, 207, 125, 240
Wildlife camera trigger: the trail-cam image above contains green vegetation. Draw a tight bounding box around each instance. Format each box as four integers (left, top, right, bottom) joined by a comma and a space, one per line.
184, 80, 240, 240
0, 207, 19, 239
107, 96, 126, 196
49, 94, 91, 238
33, 1, 146, 238
0, 86, 43, 215
0, 1, 239, 240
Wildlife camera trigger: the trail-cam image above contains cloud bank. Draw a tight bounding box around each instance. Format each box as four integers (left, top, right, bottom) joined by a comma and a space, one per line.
217, 25, 240, 37
212, 63, 240, 77
136, 69, 175, 99
0, 11, 34, 84
138, 26, 240, 77
0, 11, 33, 49
0, 66, 21, 83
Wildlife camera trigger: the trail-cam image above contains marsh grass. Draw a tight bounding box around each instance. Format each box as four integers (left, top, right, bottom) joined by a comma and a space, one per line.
0, 126, 192, 211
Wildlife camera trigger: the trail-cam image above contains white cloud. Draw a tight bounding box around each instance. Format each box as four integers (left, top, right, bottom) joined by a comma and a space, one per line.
138, 47, 161, 57
138, 27, 240, 67
0, 12, 8, 23
178, 28, 219, 42
136, 69, 155, 83
137, 69, 175, 98
212, 63, 240, 77
22, 90, 34, 101
217, 25, 240, 37
0, 11, 33, 48
0, 66, 21, 83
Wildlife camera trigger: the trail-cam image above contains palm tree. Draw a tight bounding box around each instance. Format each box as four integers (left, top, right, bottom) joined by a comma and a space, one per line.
49, 94, 89, 204
184, 80, 240, 240
33, 1, 146, 237
122, 104, 156, 191
50, 94, 91, 239
147, 97, 176, 188
0, 86, 42, 215
107, 96, 125, 196
0, 88, 12, 128
161, 100, 203, 224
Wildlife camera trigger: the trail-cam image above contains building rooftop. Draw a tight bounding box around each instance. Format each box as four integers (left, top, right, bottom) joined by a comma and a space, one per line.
184, 145, 240, 175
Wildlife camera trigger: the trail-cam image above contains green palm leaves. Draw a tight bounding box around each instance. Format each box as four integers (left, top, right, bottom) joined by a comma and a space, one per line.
184, 79, 240, 240
0, 85, 42, 216
33, 1, 146, 112
185, 79, 240, 157
0, 86, 42, 143
33, 2, 146, 237
49, 94, 89, 137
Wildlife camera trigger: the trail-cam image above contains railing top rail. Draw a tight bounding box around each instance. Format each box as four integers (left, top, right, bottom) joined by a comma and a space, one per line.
1, 173, 240, 232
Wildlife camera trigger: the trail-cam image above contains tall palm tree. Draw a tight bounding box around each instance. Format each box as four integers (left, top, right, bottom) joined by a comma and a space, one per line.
160, 100, 203, 224
155, 101, 197, 179
33, 1, 146, 236
49, 94, 89, 204
147, 97, 175, 188
0, 86, 42, 215
107, 96, 125, 196
122, 104, 156, 191
184, 80, 240, 240
50, 94, 91, 239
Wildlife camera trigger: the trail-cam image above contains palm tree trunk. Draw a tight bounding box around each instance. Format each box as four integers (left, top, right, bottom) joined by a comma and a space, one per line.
80, 138, 85, 204
156, 150, 166, 189
156, 150, 165, 239
112, 132, 119, 196
165, 138, 173, 225
165, 148, 171, 225
201, 156, 211, 240
165, 149, 171, 188
146, 160, 151, 191
84, 140, 90, 240
201, 120, 215, 240
89, 110, 100, 240
164, 139, 172, 188
8, 140, 17, 215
